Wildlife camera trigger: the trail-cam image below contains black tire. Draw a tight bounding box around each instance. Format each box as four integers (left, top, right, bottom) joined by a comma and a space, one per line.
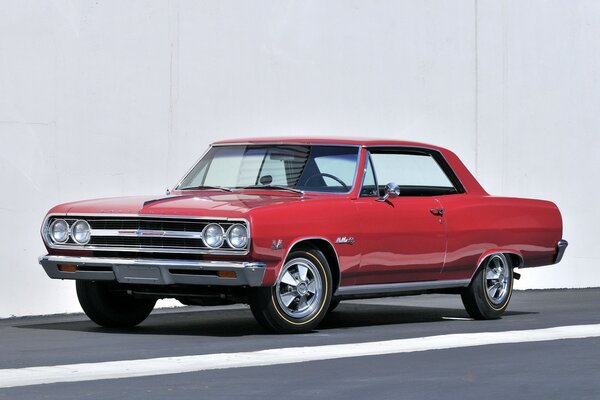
461, 253, 513, 320
328, 299, 341, 312
250, 248, 332, 333
76, 281, 156, 328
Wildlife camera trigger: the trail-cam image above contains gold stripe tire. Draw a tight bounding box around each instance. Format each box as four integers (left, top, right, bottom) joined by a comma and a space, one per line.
250, 248, 332, 334
461, 253, 514, 320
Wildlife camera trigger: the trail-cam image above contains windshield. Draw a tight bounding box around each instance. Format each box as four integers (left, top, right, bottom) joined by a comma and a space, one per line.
178, 145, 360, 193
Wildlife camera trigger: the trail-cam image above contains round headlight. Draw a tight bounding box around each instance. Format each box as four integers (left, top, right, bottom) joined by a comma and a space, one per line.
227, 224, 248, 249
49, 219, 69, 243
202, 223, 224, 248
71, 220, 91, 245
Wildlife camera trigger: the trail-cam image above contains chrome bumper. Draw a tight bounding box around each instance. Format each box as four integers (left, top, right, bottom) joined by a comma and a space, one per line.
39, 255, 266, 287
554, 239, 569, 264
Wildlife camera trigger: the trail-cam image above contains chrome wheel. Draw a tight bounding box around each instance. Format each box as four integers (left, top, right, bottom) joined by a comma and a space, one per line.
275, 257, 323, 319
484, 254, 510, 305
462, 253, 513, 320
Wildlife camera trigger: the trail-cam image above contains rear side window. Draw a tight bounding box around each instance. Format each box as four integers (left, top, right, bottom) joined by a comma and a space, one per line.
363, 150, 458, 197
372, 153, 452, 187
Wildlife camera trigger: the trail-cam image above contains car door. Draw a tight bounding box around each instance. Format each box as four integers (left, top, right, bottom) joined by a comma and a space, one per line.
353, 148, 453, 284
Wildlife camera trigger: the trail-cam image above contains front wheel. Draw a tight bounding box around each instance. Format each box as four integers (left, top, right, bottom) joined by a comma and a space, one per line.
328, 299, 341, 313
250, 248, 332, 333
461, 253, 513, 319
76, 281, 156, 328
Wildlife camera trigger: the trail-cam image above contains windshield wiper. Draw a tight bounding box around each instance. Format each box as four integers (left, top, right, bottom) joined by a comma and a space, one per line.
179, 185, 233, 192
240, 185, 304, 195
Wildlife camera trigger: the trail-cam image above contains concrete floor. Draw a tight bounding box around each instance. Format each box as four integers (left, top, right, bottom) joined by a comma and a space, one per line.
1, 288, 599, 399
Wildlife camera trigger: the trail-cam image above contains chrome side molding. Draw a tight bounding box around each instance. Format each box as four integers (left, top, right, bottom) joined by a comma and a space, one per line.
335, 279, 470, 298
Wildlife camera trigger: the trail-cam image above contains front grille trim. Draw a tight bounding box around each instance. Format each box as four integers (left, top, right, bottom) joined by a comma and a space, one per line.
42, 214, 250, 256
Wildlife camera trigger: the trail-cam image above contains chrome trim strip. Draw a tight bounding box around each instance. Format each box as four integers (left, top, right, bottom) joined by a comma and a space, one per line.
173, 144, 213, 191
335, 279, 470, 297
44, 244, 248, 256
91, 229, 204, 239
554, 239, 568, 264
39, 255, 266, 287
358, 152, 379, 198
46, 213, 246, 221
39, 255, 265, 269
212, 142, 363, 148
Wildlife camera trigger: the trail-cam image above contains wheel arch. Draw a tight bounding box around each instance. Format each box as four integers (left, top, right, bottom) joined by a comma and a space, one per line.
471, 249, 524, 281
285, 238, 341, 294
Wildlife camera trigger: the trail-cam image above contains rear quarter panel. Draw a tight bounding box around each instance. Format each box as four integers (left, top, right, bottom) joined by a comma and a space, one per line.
440, 194, 563, 280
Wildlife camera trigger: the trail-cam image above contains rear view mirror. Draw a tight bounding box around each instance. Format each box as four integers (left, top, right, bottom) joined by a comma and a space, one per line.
377, 182, 401, 202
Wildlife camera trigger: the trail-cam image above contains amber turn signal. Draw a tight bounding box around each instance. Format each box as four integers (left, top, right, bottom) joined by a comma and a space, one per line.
58, 264, 78, 273
217, 271, 237, 279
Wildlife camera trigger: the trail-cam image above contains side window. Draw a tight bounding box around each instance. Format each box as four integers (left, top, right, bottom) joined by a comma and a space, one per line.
360, 155, 379, 197
369, 151, 457, 196
296, 146, 359, 192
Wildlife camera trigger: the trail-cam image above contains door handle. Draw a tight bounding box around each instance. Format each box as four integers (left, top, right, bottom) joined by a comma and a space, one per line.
430, 208, 444, 217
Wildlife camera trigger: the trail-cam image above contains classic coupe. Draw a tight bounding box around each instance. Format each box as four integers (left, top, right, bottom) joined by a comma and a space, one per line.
39, 138, 567, 333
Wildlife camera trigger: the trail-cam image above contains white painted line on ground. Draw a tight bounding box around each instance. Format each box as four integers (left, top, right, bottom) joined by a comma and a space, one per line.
1, 323, 600, 389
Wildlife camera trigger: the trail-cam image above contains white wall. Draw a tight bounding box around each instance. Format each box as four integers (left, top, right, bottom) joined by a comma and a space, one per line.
0, 0, 598, 317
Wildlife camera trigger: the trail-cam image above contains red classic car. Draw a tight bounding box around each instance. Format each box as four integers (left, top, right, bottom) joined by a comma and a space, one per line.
39, 138, 567, 333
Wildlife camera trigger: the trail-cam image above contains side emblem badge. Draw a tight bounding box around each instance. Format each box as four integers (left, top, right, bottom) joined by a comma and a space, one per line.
272, 239, 283, 250
335, 236, 355, 245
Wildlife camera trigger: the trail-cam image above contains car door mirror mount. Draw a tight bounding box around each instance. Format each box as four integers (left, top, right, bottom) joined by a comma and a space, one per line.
377, 182, 401, 202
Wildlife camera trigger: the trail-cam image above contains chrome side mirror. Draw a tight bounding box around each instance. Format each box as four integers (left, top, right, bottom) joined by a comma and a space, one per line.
377, 182, 401, 202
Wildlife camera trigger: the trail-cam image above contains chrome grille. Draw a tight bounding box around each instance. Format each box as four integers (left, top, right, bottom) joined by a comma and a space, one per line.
44, 215, 249, 255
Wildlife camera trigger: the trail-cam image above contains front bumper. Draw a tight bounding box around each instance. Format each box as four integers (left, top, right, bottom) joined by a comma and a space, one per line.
39, 255, 266, 287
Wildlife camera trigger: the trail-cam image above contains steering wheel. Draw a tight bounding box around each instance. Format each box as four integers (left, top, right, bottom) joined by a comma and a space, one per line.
305, 173, 349, 190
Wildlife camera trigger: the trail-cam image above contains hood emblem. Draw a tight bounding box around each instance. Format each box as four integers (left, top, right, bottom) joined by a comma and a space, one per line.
336, 236, 355, 245
118, 230, 166, 237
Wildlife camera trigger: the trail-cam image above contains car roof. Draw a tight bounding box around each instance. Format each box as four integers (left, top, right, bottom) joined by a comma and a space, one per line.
211, 136, 488, 196
212, 136, 445, 150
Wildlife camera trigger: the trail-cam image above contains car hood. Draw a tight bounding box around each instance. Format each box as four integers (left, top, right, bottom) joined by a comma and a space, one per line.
53, 192, 308, 218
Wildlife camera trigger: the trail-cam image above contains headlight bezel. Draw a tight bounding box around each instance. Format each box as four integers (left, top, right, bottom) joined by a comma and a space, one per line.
202, 223, 225, 249
71, 220, 92, 245
226, 223, 249, 249
49, 219, 70, 244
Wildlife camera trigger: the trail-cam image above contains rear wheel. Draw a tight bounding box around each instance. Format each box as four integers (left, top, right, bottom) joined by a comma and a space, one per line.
250, 248, 332, 333
461, 253, 513, 320
76, 281, 156, 328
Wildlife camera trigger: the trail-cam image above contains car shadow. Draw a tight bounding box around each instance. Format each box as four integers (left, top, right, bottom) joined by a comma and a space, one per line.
16, 302, 536, 337
320, 303, 533, 329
